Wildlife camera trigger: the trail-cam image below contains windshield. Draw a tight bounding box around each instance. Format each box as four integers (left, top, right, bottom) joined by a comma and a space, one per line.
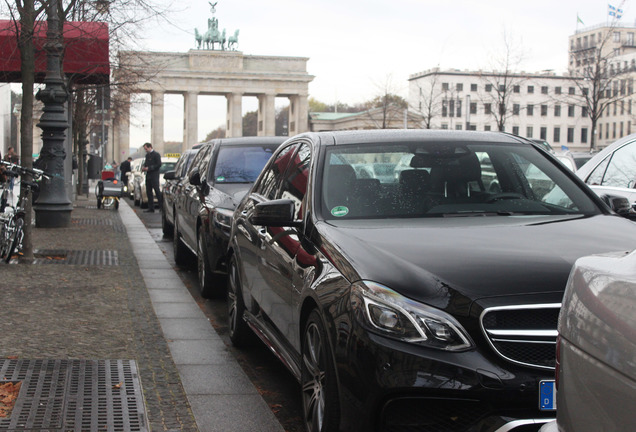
321, 141, 600, 219
212, 145, 276, 183
160, 162, 176, 174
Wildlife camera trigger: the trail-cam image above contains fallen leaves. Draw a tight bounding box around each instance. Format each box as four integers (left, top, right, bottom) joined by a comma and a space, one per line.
0, 381, 21, 418
112, 382, 123, 389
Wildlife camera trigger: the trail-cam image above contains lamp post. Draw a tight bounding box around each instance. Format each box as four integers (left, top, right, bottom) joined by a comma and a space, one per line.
34, 0, 72, 227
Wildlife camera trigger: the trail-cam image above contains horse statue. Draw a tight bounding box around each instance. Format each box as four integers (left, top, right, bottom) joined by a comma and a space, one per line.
227, 29, 239, 50
194, 28, 203, 49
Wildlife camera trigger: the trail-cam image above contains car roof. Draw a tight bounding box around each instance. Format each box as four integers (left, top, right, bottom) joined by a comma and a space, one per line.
198, 136, 287, 148
288, 130, 532, 147
576, 132, 636, 179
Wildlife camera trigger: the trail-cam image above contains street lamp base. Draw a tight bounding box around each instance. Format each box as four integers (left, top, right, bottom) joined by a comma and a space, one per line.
34, 204, 72, 228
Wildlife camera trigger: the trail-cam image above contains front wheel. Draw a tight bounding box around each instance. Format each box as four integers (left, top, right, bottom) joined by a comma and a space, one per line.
4, 217, 23, 263
173, 217, 190, 267
302, 310, 340, 432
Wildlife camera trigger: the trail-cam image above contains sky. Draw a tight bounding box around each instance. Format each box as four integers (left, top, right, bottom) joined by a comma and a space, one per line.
123, 0, 632, 151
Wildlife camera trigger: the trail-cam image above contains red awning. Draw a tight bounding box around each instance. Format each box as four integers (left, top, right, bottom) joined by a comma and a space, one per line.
0, 20, 109, 84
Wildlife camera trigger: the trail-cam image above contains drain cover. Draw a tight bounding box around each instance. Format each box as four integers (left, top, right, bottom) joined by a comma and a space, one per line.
33, 250, 119, 266
0, 359, 147, 431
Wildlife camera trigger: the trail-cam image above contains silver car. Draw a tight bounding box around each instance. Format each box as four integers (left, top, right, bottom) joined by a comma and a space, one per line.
540, 249, 636, 432
576, 133, 636, 217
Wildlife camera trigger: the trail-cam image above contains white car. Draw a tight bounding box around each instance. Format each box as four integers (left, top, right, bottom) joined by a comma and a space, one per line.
540, 249, 636, 432
576, 133, 636, 218
134, 156, 179, 208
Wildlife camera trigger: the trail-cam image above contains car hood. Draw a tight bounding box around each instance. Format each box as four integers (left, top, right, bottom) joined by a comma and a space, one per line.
206, 183, 251, 209
317, 215, 636, 313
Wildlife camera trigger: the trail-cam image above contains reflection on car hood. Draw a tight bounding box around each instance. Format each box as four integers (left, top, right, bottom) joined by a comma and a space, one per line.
318, 215, 636, 312
207, 183, 252, 209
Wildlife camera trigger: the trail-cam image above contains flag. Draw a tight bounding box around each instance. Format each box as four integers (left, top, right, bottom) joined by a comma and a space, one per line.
609, 4, 624, 19
577, 14, 585, 25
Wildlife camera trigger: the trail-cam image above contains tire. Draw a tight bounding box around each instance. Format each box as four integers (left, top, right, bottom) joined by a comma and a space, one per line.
197, 228, 220, 298
301, 310, 340, 432
4, 217, 23, 263
162, 208, 174, 237
173, 217, 189, 267
227, 255, 251, 347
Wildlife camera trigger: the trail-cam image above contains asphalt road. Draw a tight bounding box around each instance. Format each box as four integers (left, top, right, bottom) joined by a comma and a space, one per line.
129, 198, 304, 432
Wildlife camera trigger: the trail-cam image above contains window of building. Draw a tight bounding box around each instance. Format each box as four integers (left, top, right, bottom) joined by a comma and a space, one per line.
582, 106, 588, 117
470, 102, 477, 114
582, 87, 589, 96
471, 83, 477, 91
622, 100, 625, 115
554, 105, 561, 117
456, 124, 463, 130
629, 122, 632, 135
449, 99, 455, 117
567, 127, 574, 143
541, 105, 548, 116
513, 126, 519, 135
456, 100, 462, 117
527, 85, 534, 94
581, 128, 588, 143
568, 87, 576, 95
527, 104, 534, 116
513, 85, 520, 93
442, 100, 448, 117
485, 125, 491, 131
630, 100, 633, 115
568, 105, 575, 117
628, 33, 634, 45
613, 122, 617, 138
614, 31, 621, 42
541, 86, 548, 94
441, 124, 448, 129
553, 127, 561, 143
555, 87, 562, 95
442, 83, 449, 91
614, 48, 621, 57
621, 121, 624, 137
456, 83, 463, 92
599, 124, 603, 139
614, 101, 617, 115
484, 103, 492, 114
606, 122, 610, 139
499, 84, 505, 92
540, 127, 547, 140
485, 84, 492, 92
513, 104, 520, 115
526, 126, 533, 137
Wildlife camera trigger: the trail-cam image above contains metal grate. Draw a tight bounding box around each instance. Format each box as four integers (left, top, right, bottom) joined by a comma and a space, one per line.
32, 249, 119, 266
72, 218, 126, 233
0, 359, 147, 432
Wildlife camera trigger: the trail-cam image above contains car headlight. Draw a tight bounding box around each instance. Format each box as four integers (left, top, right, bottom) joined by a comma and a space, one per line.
213, 207, 234, 230
351, 281, 473, 351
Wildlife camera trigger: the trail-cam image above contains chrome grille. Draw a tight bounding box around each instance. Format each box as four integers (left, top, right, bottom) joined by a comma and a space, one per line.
480, 303, 560, 370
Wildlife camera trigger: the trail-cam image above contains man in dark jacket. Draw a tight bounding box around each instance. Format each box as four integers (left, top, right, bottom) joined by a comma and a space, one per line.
142, 143, 162, 213
119, 157, 132, 189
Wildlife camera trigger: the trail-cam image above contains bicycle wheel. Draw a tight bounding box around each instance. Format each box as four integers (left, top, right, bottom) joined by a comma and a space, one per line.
0, 218, 10, 260
4, 217, 23, 263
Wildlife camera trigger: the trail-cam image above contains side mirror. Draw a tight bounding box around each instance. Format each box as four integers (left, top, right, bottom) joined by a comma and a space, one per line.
189, 168, 201, 186
601, 194, 636, 219
163, 170, 177, 181
249, 199, 301, 227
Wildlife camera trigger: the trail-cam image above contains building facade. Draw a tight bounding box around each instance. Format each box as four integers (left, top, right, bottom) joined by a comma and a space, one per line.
407, 68, 593, 152
569, 23, 636, 149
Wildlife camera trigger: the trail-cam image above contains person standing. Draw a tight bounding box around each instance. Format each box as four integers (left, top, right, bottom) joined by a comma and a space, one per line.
119, 157, 132, 190
3, 147, 19, 190
142, 143, 162, 213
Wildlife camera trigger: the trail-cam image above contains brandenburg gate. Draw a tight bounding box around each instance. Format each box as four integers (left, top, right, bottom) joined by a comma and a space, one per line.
112, 49, 314, 156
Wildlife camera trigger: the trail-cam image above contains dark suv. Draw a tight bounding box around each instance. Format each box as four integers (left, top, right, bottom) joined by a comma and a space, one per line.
227, 130, 636, 432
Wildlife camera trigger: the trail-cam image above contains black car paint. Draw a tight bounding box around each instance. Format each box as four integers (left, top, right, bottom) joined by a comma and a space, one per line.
228, 130, 636, 432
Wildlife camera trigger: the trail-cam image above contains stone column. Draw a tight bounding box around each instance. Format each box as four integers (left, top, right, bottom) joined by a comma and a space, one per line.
226, 92, 243, 138
116, 96, 130, 155
151, 90, 164, 154
288, 94, 309, 136
257, 93, 276, 136
183, 91, 198, 150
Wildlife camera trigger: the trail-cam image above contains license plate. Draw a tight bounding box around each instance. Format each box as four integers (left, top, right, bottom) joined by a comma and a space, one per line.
539, 380, 556, 411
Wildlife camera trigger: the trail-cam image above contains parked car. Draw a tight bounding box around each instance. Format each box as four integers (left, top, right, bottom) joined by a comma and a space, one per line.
539, 249, 636, 432
172, 136, 285, 298
127, 158, 144, 201
227, 130, 636, 432
162, 149, 200, 236
134, 156, 179, 208
576, 133, 636, 218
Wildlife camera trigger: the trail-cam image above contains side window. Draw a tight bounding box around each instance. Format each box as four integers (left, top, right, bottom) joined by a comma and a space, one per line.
254, 144, 298, 200
190, 146, 211, 178
598, 143, 636, 188
586, 156, 610, 186
278, 143, 311, 219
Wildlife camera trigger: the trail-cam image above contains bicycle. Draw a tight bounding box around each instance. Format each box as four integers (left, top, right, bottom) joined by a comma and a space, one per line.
0, 160, 50, 263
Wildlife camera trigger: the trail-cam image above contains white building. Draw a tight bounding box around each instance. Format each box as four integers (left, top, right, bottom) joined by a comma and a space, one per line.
407, 68, 593, 152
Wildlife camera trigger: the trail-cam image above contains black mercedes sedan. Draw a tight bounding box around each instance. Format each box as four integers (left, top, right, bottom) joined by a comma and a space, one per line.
162, 148, 200, 237
226, 130, 636, 432
172, 136, 285, 298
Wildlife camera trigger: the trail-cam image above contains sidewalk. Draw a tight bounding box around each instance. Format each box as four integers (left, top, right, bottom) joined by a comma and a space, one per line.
0, 194, 285, 432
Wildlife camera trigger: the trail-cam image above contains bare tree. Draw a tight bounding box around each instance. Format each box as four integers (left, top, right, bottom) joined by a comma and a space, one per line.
567, 20, 631, 150
478, 31, 526, 131
409, 68, 443, 129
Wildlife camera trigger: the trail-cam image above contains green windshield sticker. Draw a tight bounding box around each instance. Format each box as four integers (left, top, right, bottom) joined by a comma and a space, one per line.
331, 206, 349, 217
216, 176, 225, 182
